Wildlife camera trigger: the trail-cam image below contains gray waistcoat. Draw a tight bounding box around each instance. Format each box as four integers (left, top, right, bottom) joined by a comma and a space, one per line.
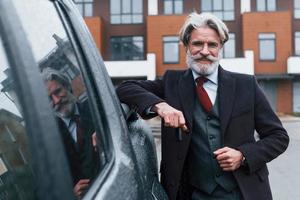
187, 96, 237, 194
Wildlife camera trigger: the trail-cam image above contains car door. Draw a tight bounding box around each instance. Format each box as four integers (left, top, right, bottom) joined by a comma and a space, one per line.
0, 0, 150, 199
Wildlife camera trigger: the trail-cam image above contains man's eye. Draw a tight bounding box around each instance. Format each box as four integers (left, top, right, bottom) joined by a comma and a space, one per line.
208, 42, 218, 48
194, 42, 204, 46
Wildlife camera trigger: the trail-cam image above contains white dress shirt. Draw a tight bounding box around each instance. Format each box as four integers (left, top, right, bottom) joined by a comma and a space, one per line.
60, 105, 80, 142
192, 68, 219, 105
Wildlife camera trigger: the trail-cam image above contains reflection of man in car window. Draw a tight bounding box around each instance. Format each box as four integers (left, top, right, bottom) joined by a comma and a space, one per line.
42, 68, 99, 199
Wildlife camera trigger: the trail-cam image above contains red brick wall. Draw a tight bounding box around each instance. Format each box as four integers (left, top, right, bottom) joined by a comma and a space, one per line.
147, 15, 187, 76
277, 80, 292, 114
243, 11, 292, 74
84, 17, 103, 53
243, 12, 293, 113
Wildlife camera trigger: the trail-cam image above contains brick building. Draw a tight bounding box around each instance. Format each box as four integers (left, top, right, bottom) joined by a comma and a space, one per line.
73, 0, 300, 114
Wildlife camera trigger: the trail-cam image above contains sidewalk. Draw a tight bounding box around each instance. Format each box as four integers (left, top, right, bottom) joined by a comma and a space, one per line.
279, 114, 300, 122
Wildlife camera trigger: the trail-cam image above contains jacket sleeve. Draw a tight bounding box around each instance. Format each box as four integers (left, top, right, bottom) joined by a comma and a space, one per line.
237, 77, 289, 174
116, 72, 169, 118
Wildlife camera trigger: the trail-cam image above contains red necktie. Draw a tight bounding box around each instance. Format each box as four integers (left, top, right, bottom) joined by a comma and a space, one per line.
196, 77, 213, 113
72, 115, 84, 149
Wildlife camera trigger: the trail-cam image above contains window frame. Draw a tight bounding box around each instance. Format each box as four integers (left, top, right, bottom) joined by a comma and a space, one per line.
163, 0, 183, 15
73, 0, 94, 17
55, 1, 144, 198
258, 33, 276, 61
110, 0, 143, 24
256, 0, 276, 12
294, 0, 300, 19
222, 33, 236, 58
295, 31, 300, 55
163, 36, 180, 64
55, 0, 114, 169
201, 0, 235, 21
0, 1, 75, 199
110, 36, 145, 61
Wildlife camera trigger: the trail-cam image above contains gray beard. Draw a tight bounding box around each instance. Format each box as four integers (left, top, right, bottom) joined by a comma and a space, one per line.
54, 92, 76, 118
186, 52, 220, 76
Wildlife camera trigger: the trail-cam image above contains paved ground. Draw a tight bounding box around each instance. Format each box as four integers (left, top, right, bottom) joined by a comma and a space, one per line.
268, 119, 300, 200
147, 116, 300, 199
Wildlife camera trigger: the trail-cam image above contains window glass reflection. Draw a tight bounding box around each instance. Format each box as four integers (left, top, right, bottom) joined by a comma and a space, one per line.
223, 33, 235, 58
0, 36, 36, 200
10, 0, 105, 199
295, 32, 300, 55
110, 0, 143, 24
110, 36, 144, 60
259, 33, 276, 60
201, 0, 234, 20
163, 36, 179, 63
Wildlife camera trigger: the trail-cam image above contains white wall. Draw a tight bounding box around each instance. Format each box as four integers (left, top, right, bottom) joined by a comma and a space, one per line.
220, 50, 254, 75
288, 56, 300, 74
105, 51, 254, 80
104, 54, 156, 80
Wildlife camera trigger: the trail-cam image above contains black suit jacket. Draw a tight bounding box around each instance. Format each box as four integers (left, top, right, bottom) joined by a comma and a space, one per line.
57, 101, 99, 186
117, 66, 289, 200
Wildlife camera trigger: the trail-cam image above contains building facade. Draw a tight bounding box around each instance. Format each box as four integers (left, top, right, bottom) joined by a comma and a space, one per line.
74, 0, 300, 114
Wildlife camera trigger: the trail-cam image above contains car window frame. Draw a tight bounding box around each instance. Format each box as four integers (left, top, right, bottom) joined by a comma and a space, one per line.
0, 1, 75, 199
54, 0, 150, 198
53, 0, 121, 197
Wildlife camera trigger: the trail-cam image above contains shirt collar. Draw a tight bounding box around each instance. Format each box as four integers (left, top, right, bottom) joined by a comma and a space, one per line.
60, 104, 79, 127
191, 67, 219, 85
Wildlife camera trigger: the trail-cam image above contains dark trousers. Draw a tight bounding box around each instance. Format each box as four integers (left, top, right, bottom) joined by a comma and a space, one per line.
191, 185, 243, 200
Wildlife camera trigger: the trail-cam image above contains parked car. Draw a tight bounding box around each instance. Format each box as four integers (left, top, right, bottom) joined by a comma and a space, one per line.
0, 0, 167, 199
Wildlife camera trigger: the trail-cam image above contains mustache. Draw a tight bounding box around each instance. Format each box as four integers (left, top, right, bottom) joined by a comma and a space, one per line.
53, 93, 76, 112
53, 98, 69, 111
189, 54, 219, 62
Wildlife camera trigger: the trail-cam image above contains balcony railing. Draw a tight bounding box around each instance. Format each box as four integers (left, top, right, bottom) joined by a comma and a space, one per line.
220, 50, 254, 75
288, 56, 300, 74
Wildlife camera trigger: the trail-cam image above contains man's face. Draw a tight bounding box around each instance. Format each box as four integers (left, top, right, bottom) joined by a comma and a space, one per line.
46, 80, 75, 118
186, 26, 222, 75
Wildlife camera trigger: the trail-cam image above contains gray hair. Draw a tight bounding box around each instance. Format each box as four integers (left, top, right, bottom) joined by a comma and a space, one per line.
42, 68, 72, 92
179, 12, 229, 47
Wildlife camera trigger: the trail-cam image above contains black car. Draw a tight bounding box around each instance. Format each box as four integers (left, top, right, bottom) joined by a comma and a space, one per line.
0, 0, 167, 199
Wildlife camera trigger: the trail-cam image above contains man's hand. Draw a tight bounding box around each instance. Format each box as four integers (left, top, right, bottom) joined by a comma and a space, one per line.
92, 132, 98, 152
152, 102, 188, 132
73, 179, 90, 199
214, 147, 243, 171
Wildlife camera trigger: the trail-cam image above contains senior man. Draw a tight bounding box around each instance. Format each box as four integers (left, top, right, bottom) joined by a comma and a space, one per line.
42, 68, 99, 199
117, 12, 289, 200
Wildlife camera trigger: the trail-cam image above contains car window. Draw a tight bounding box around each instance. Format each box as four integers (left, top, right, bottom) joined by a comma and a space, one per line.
0, 36, 36, 199
0, 0, 108, 199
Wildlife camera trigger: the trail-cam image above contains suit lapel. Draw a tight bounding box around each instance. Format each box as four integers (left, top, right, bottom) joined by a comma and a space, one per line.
218, 67, 236, 136
178, 69, 196, 130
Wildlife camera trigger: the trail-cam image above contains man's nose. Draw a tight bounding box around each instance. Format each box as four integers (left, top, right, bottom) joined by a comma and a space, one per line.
51, 94, 61, 105
200, 43, 210, 56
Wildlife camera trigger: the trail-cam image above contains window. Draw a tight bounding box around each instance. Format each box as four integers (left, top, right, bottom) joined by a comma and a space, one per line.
201, 0, 234, 21
0, 33, 36, 200
163, 36, 179, 63
295, 0, 300, 18
259, 33, 276, 60
110, 0, 143, 24
110, 36, 144, 60
164, 0, 183, 15
73, 0, 94, 17
295, 32, 300, 55
222, 33, 235, 58
2, 1, 109, 198
257, 0, 276, 11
